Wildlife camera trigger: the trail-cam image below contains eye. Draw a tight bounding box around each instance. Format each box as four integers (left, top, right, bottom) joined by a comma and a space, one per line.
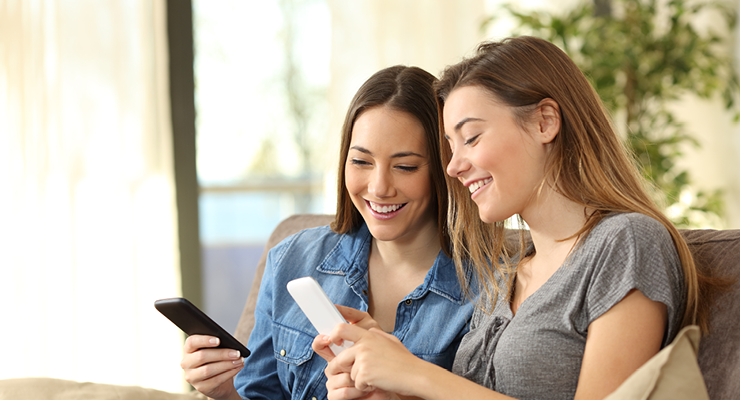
396, 165, 419, 172
350, 158, 371, 166
464, 134, 481, 146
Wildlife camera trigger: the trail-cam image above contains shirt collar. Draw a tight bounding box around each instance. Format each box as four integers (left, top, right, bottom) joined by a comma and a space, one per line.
316, 222, 466, 305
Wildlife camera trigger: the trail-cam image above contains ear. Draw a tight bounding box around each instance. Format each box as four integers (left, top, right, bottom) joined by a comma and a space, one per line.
535, 98, 561, 144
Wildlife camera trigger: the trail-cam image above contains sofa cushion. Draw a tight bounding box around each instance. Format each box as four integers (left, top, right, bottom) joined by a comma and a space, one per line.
604, 325, 708, 400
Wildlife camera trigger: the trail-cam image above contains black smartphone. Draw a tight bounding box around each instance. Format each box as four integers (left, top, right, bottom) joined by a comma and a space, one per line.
154, 297, 250, 357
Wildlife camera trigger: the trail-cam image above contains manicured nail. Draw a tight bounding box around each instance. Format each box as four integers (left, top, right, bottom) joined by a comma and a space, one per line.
233, 357, 244, 365
229, 350, 240, 358
209, 337, 219, 345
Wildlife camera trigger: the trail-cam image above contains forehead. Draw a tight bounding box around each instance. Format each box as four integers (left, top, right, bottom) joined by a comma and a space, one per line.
350, 106, 428, 153
444, 86, 499, 118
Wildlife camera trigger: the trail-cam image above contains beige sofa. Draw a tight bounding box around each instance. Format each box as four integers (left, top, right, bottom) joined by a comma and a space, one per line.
2, 214, 739, 399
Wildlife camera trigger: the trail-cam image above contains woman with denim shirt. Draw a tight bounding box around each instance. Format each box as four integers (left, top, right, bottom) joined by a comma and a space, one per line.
179, 65, 475, 400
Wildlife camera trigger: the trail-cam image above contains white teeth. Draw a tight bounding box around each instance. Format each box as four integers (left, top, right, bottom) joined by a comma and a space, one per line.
369, 202, 403, 214
468, 178, 492, 194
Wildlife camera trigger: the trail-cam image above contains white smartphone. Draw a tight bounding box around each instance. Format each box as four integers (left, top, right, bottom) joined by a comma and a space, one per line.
286, 277, 353, 355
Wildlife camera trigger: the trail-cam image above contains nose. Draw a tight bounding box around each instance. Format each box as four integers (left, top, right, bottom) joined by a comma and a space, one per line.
368, 167, 395, 198
446, 149, 470, 179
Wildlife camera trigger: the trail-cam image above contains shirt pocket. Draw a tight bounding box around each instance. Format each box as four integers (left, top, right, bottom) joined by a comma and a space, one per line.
273, 323, 315, 366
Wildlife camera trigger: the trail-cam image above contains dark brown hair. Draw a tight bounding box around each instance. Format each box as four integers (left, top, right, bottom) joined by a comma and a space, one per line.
331, 65, 450, 255
435, 36, 711, 333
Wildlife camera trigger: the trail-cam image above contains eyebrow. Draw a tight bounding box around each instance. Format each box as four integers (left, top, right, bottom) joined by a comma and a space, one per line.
349, 146, 424, 158
454, 117, 484, 132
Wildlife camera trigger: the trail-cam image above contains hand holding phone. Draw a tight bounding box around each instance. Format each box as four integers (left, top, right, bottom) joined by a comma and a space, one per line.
154, 297, 250, 357
287, 277, 353, 355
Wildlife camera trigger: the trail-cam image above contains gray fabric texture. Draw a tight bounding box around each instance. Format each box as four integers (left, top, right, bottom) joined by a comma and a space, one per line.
451, 213, 685, 400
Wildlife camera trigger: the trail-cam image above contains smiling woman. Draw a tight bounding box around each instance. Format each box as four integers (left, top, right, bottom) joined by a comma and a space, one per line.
179, 65, 475, 400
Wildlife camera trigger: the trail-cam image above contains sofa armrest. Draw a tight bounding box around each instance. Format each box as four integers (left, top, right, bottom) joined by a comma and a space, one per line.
0, 377, 204, 400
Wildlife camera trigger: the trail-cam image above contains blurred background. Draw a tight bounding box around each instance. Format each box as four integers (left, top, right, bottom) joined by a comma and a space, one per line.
2, 0, 739, 393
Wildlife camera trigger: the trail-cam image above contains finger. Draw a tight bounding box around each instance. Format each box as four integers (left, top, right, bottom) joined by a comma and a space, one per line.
328, 386, 372, 400
184, 335, 221, 353
184, 357, 244, 387
335, 305, 369, 324
326, 372, 369, 400
312, 334, 336, 362
325, 352, 355, 376
187, 360, 243, 396
325, 371, 355, 390
181, 347, 244, 370
336, 305, 382, 331
329, 323, 368, 345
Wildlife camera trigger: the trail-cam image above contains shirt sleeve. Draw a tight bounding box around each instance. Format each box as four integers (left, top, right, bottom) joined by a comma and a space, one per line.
583, 214, 685, 346
234, 246, 288, 400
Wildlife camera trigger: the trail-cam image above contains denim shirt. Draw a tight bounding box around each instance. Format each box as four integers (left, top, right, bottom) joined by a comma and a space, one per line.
234, 223, 474, 400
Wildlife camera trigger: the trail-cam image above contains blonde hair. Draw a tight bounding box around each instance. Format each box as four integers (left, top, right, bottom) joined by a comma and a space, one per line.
435, 36, 712, 333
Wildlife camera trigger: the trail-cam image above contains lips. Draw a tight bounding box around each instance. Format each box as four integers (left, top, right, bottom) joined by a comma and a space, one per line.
468, 177, 492, 194
366, 200, 406, 219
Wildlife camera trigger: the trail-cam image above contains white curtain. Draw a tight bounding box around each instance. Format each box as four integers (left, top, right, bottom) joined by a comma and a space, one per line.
0, 0, 185, 392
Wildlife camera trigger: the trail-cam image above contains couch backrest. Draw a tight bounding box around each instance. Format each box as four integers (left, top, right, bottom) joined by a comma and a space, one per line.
234, 214, 740, 400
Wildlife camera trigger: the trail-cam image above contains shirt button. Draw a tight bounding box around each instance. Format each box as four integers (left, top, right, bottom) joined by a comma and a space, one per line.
362, 289, 368, 296
312, 397, 318, 400
405, 299, 412, 305
280, 349, 286, 356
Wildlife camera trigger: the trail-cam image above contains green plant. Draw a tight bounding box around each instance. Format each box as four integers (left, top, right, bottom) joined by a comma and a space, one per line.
485, 0, 739, 228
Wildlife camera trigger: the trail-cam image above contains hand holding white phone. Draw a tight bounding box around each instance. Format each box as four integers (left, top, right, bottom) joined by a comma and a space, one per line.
286, 277, 354, 355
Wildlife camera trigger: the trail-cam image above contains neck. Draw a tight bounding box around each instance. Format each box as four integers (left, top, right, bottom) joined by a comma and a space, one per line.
371, 219, 441, 274
520, 186, 589, 257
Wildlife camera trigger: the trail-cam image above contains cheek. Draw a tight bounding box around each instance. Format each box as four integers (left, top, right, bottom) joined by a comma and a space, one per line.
344, 167, 363, 195
406, 174, 434, 203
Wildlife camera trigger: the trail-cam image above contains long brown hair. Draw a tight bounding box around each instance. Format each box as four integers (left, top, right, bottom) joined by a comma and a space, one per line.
435, 36, 711, 333
331, 65, 450, 255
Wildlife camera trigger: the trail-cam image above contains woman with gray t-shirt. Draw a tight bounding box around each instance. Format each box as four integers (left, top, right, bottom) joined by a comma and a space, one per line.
311, 36, 715, 400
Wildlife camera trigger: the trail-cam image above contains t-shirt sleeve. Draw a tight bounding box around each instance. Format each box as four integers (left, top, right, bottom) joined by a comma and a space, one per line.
582, 214, 685, 346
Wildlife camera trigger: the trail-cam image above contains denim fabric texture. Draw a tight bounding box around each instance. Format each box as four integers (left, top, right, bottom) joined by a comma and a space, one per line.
234, 222, 474, 400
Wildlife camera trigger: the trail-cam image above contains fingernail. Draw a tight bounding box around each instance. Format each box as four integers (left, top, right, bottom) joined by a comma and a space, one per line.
229, 350, 240, 358
233, 357, 244, 365
322, 335, 331, 342
209, 337, 219, 345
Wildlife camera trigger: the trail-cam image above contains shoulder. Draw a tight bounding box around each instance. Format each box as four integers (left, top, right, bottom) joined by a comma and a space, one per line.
270, 224, 342, 255
586, 212, 674, 252
594, 212, 668, 236
267, 223, 370, 268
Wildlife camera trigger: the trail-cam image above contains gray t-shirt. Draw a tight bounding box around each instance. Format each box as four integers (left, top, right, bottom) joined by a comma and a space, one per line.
452, 213, 685, 400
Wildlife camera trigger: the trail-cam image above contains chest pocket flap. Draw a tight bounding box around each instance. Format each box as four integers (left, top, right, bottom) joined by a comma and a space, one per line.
273, 324, 315, 366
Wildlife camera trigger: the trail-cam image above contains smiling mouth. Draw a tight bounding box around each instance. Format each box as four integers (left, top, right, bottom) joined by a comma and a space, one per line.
468, 178, 492, 194
368, 201, 406, 214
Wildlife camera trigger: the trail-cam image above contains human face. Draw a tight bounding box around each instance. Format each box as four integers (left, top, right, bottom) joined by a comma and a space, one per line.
345, 106, 436, 243
443, 86, 548, 223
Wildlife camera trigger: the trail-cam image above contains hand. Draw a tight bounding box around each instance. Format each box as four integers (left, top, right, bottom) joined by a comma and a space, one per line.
312, 305, 381, 362
335, 305, 381, 331
325, 370, 396, 400
326, 325, 423, 397
181, 335, 244, 400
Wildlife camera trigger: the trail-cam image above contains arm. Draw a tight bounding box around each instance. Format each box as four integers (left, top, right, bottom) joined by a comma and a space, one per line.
322, 289, 665, 400
574, 289, 667, 400
322, 324, 516, 400
232, 248, 289, 399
